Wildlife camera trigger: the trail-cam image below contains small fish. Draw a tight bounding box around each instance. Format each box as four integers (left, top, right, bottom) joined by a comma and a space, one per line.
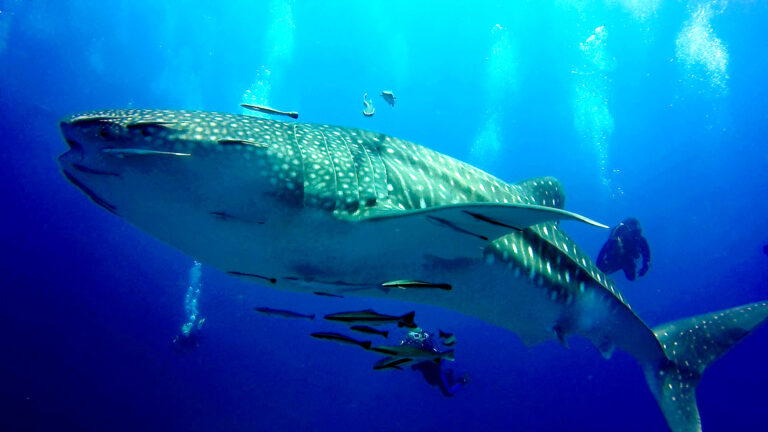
253, 307, 315, 320
324, 309, 416, 328
350, 325, 389, 338
240, 103, 299, 119
380, 90, 396, 107
313, 291, 345, 298
362, 93, 375, 117
381, 279, 452, 291
310, 332, 372, 350
373, 356, 413, 370
439, 329, 456, 346
230, 271, 276, 283
101, 148, 191, 158
372, 345, 455, 363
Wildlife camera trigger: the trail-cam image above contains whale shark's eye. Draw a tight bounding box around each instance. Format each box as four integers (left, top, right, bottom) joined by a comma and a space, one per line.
94, 123, 127, 141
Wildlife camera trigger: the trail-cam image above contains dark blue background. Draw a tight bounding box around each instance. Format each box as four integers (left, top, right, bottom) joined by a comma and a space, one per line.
1, 1, 766, 431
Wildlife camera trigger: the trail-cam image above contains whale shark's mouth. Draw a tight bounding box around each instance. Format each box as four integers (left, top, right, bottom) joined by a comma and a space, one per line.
58, 132, 121, 213
60, 169, 118, 214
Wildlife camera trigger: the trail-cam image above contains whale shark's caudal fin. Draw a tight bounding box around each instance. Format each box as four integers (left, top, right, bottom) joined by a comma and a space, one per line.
642, 301, 768, 432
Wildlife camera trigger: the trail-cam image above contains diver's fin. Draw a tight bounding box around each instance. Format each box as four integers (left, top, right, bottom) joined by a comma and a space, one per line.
642, 301, 768, 432
513, 176, 565, 209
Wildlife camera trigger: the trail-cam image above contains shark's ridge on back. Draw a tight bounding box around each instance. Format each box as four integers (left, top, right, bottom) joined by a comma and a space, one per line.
57, 109, 768, 432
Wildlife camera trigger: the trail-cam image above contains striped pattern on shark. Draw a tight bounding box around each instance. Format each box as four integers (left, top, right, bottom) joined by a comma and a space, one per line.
57, 109, 768, 432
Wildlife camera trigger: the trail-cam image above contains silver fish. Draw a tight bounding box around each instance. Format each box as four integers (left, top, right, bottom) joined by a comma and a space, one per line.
241, 103, 299, 119
254, 307, 315, 320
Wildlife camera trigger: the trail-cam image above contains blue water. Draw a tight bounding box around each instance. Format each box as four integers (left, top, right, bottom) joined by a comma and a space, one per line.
1, 1, 767, 431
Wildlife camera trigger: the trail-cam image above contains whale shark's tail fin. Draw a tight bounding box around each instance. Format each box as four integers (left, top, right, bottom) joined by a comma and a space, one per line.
642, 301, 768, 432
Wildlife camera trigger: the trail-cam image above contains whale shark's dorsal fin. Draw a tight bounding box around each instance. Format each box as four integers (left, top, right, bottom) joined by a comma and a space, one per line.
514, 176, 566, 209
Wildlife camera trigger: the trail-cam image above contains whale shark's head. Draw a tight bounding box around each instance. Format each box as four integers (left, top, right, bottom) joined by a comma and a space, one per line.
58, 109, 302, 227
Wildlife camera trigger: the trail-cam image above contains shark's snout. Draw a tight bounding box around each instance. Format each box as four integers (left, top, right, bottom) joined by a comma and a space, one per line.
58, 120, 86, 167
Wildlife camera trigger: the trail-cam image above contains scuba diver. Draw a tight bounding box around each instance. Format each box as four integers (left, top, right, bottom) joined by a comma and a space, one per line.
401, 328, 469, 397
596, 217, 650, 281
172, 261, 205, 353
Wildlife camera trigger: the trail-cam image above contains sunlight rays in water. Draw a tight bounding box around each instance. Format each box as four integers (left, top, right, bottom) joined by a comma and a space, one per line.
241, 0, 296, 117
676, 0, 729, 96
471, 24, 517, 168
609, 0, 661, 21
573, 25, 615, 191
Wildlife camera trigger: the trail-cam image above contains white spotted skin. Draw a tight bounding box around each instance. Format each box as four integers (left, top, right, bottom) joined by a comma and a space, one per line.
59, 109, 768, 432
55, 110, 657, 350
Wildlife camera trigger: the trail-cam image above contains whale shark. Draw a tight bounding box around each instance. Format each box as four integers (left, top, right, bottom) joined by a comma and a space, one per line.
57, 109, 767, 432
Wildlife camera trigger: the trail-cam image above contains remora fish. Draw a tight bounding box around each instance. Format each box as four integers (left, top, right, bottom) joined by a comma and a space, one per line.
350, 325, 389, 338
241, 103, 299, 119
380, 90, 395, 107
373, 356, 413, 370
362, 93, 375, 117
57, 109, 768, 432
372, 345, 454, 363
325, 309, 417, 328
254, 307, 315, 320
313, 291, 345, 298
310, 332, 372, 350
438, 329, 456, 346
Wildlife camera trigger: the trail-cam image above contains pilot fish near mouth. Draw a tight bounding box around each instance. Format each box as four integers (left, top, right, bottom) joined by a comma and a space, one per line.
57, 108, 768, 432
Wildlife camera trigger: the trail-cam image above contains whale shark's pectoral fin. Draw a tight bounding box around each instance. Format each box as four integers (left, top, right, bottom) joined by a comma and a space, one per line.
358, 202, 607, 240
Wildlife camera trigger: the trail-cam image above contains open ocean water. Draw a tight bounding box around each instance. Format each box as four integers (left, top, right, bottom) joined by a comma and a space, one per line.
1, 1, 767, 431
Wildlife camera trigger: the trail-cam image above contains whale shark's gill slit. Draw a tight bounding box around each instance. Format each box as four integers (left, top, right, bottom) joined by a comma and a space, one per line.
463, 211, 523, 232
227, 271, 276, 284
62, 170, 118, 215
319, 130, 339, 205
72, 163, 120, 177
426, 215, 488, 241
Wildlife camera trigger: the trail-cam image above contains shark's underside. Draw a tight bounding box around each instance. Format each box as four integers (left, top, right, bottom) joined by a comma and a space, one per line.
57, 109, 767, 432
